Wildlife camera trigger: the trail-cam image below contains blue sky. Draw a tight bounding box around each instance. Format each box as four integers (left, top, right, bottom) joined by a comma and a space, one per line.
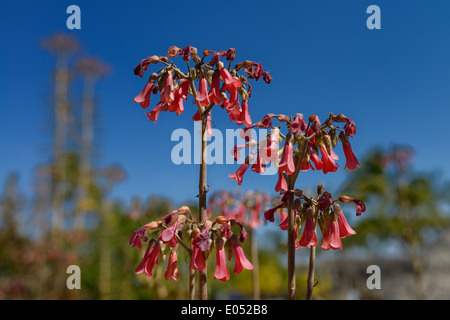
1, 0, 450, 207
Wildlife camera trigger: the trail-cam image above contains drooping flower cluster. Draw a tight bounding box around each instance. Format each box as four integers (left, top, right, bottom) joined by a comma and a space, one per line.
263, 188, 365, 251
132, 46, 271, 131
228, 113, 360, 188
129, 205, 254, 282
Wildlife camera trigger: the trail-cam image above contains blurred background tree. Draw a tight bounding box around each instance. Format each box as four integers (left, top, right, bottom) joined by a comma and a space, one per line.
335, 145, 450, 299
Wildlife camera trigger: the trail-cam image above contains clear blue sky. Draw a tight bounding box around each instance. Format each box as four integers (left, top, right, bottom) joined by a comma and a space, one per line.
1, 0, 450, 207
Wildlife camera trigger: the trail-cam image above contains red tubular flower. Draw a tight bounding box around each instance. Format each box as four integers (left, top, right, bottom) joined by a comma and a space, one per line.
339, 196, 366, 216
189, 246, 206, 271
237, 100, 252, 127
135, 240, 160, 277
309, 148, 323, 170
225, 48, 236, 61
167, 46, 181, 57
245, 63, 264, 81
279, 209, 288, 230
164, 250, 179, 281
130, 227, 148, 249
340, 133, 360, 170
180, 45, 194, 61
301, 156, 314, 171
134, 57, 159, 77
170, 79, 190, 114
251, 152, 266, 174
134, 247, 151, 274
275, 172, 288, 192
208, 75, 222, 105
133, 81, 154, 109
195, 77, 211, 107
320, 214, 342, 251
219, 67, 242, 93
319, 145, 339, 174
334, 203, 356, 238
299, 209, 318, 248
309, 115, 321, 134
160, 72, 174, 104
264, 203, 283, 222
192, 226, 211, 252
264, 207, 277, 223
330, 147, 339, 161
255, 114, 275, 129
260, 128, 279, 163
344, 118, 357, 137
220, 222, 231, 239
214, 239, 230, 281
265, 208, 277, 223
318, 192, 333, 211
262, 71, 272, 84
232, 242, 253, 274
159, 221, 179, 246
228, 163, 250, 186
189, 227, 209, 271
232, 144, 245, 161
223, 99, 241, 123
290, 114, 307, 134
278, 139, 296, 175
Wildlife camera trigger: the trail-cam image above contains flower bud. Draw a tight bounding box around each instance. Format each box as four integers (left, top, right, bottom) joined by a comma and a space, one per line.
317, 183, 325, 196
167, 46, 181, 57
204, 220, 213, 229
185, 229, 192, 241
295, 215, 302, 228
234, 62, 244, 71
226, 48, 236, 61
216, 216, 229, 224
215, 236, 225, 249
309, 115, 321, 133
144, 221, 162, 230
305, 206, 315, 218
176, 205, 191, 215
239, 87, 249, 101
149, 72, 158, 82
330, 129, 339, 148
203, 49, 210, 57
191, 227, 201, 239
159, 242, 166, 261
216, 61, 225, 70
333, 202, 343, 214
323, 134, 332, 155
177, 215, 186, 225
334, 113, 347, 123
262, 71, 272, 84
338, 195, 353, 203
192, 54, 201, 63
243, 60, 255, 68
147, 55, 160, 64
